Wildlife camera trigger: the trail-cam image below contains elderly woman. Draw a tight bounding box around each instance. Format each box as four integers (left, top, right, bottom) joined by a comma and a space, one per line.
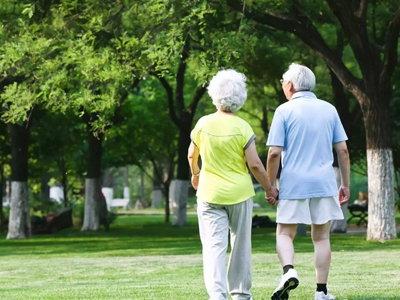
188, 69, 278, 300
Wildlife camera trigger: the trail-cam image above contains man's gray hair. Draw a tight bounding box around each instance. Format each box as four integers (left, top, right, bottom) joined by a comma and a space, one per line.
283, 63, 316, 91
208, 69, 247, 113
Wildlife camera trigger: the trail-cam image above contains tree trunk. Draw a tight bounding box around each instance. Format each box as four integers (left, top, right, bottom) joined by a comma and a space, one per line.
152, 166, 162, 208
164, 182, 170, 223
330, 69, 351, 131
124, 165, 130, 200
139, 168, 146, 207
170, 179, 189, 226
172, 119, 191, 226
81, 125, 102, 231
176, 126, 191, 180
82, 178, 100, 231
367, 149, 396, 240
163, 162, 174, 223
101, 168, 114, 211
61, 171, 68, 208
7, 123, 31, 239
6, 180, 11, 207
364, 100, 397, 241
7, 182, 30, 239
41, 176, 50, 201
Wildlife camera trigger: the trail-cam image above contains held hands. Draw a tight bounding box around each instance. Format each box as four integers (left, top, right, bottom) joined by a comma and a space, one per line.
338, 185, 350, 207
265, 186, 279, 206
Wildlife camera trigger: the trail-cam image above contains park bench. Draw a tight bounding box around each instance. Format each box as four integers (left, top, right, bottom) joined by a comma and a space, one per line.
347, 204, 368, 226
110, 198, 131, 210
347, 192, 368, 226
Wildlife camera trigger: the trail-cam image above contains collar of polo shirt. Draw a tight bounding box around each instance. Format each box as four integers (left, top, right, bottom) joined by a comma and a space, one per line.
291, 91, 317, 100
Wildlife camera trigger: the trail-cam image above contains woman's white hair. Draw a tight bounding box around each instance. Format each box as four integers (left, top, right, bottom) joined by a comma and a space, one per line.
283, 63, 316, 91
208, 69, 247, 113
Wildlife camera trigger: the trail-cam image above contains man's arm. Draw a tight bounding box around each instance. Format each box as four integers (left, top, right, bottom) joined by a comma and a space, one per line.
187, 142, 200, 190
334, 141, 350, 206
267, 146, 282, 185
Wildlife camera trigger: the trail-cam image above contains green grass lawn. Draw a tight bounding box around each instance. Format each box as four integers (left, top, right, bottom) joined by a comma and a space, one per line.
0, 215, 399, 300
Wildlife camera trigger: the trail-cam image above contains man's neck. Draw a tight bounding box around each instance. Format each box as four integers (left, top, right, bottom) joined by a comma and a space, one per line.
290, 90, 313, 100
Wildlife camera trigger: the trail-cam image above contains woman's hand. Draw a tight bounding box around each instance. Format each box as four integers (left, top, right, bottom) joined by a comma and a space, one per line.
191, 174, 199, 190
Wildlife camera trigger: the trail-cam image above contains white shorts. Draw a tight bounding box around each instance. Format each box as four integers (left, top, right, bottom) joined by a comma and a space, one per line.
276, 196, 344, 225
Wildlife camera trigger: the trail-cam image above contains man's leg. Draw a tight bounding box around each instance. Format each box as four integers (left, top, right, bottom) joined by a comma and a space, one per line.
271, 223, 300, 300
276, 223, 298, 268
197, 200, 229, 300
226, 198, 253, 300
311, 222, 331, 294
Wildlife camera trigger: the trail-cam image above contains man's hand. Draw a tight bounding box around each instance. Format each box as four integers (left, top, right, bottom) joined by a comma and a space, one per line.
338, 185, 350, 206
265, 186, 279, 206
191, 175, 199, 190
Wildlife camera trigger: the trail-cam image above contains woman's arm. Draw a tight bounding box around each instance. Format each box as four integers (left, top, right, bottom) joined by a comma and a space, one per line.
187, 142, 200, 190
245, 141, 278, 201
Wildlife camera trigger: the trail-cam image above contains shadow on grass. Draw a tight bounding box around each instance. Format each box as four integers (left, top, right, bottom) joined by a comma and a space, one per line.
0, 215, 399, 257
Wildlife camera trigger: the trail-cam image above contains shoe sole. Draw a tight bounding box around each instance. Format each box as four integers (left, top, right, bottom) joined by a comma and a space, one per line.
271, 277, 299, 300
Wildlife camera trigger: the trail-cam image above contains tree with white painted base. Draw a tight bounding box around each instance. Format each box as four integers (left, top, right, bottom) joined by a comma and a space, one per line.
6, 123, 31, 240
81, 120, 103, 231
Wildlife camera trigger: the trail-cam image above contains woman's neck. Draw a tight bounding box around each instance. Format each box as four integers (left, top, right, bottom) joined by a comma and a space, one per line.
217, 109, 235, 116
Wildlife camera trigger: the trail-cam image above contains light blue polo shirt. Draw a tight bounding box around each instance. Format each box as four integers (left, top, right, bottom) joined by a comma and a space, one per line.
267, 91, 348, 200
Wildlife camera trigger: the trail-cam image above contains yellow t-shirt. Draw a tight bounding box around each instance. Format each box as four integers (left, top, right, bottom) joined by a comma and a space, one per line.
191, 113, 256, 205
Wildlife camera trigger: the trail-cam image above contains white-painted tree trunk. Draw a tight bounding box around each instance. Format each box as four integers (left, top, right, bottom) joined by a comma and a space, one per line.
7, 182, 31, 239
170, 180, 189, 226
6, 181, 11, 205
123, 187, 130, 200
367, 149, 397, 241
124, 166, 130, 200
81, 178, 100, 231
331, 167, 348, 233
101, 168, 114, 211
101, 187, 114, 211
152, 189, 162, 208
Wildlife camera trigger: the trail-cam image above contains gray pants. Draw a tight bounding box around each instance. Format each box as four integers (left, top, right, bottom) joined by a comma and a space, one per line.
197, 198, 253, 300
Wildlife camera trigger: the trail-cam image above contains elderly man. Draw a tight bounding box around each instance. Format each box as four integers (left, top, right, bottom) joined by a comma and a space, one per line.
188, 69, 278, 300
266, 63, 350, 300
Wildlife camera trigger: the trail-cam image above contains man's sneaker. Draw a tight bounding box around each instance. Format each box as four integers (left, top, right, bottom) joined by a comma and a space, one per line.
271, 268, 299, 300
314, 291, 335, 300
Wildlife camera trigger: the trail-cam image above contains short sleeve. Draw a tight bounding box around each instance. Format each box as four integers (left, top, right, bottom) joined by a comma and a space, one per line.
191, 119, 202, 147
242, 122, 256, 150
267, 109, 285, 146
333, 110, 348, 143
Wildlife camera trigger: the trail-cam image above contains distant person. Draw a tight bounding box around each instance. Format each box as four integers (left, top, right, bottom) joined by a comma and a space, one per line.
188, 69, 278, 300
266, 63, 350, 300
